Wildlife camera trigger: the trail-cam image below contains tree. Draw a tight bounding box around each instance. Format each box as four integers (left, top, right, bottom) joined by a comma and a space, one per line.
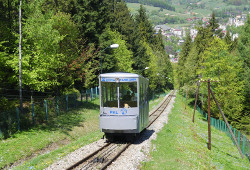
99, 27, 133, 73
207, 12, 223, 38
6, 2, 79, 92
199, 37, 244, 128
111, 1, 137, 50
135, 5, 154, 43
177, 31, 192, 87
237, 15, 250, 131
73, 0, 113, 44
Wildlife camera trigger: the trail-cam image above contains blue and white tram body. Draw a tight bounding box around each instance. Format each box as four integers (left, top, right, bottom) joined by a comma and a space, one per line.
99, 72, 149, 135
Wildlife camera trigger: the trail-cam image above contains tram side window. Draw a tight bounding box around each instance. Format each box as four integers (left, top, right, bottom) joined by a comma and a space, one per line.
119, 82, 137, 108
101, 82, 118, 107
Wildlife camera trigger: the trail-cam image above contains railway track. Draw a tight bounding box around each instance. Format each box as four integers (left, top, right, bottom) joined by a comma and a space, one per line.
148, 90, 175, 126
66, 90, 175, 170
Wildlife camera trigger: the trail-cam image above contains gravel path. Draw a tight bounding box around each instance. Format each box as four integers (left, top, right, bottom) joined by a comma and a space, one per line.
107, 92, 176, 170
46, 92, 176, 170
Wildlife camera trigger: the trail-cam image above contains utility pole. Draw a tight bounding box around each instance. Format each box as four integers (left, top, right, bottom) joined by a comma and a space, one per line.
19, 0, 23, 114
200, 79, 216, 150
207, 79, 211, 150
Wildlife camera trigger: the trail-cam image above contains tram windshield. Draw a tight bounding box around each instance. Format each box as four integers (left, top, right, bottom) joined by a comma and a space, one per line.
101, 81, 137, 108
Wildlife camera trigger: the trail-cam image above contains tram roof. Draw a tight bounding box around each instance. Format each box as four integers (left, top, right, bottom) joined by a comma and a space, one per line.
100, 72, 141, 78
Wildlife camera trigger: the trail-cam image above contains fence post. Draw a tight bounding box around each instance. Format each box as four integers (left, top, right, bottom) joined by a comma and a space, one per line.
16, 108, 20, 131
66, 95, 68, 111
220, 120, 222, 131
243, 135, 245, 155
81, 91, 83, 103
74, 94, 77, 108
233, 128, 236, 145
91, 88, 93, 100
86, 90, 88, 103
56, 97, 59, 116
0, 128, 2, 138
229, 125, 232, 139
32, 103, 35, 124
238, 131, 240, 146
45, 100, 48, 121
96, 87, 98, 98
224, 121, 226, 133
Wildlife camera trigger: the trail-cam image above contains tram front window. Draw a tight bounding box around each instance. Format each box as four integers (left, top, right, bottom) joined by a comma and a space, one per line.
119, 82, 137, 108
101, 81, 137, 108
101, 82, 118, 107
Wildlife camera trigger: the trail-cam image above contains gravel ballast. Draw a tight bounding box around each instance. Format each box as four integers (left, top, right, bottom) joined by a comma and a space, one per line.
46, 92, 176, 170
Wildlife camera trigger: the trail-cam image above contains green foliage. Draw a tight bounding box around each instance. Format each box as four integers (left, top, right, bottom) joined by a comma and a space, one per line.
237, 15, 250, 132
73, 0, 113, 44
0, 0, 173, 99
5, 2, 79, 92
177, 31, 192, 86
111, 1, 137, 50
199, 37, 244, 128
99, 27, 134, 73
177, 13, 249, 132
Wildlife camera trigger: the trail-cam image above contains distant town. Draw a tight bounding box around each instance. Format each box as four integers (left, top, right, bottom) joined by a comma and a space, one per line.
154, 14, 249, 63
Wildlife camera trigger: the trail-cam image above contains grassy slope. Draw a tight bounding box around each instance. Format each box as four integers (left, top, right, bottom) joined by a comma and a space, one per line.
0, 94, 166, 169
141, 94, 250, 169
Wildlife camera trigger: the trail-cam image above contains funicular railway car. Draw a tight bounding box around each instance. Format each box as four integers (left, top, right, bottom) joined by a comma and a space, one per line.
99, 72, 149, 139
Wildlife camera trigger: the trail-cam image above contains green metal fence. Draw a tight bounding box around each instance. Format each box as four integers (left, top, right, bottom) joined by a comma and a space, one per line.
196, 106, 249, 160
0, 87, 99, 139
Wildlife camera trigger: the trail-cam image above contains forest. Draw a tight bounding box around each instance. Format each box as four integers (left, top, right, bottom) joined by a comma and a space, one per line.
176, 13, 250, 134
125, 0, 175, 11
0, 0, 173, 110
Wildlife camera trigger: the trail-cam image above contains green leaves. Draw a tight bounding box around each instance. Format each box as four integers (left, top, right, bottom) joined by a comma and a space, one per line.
177, 13, 249, 132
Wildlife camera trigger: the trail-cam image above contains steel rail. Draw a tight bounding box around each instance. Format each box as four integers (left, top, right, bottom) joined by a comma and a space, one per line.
148, 91, 175, 127
65, 143, 111, 170
66, 90, 175, 170
100, 143, 131, 170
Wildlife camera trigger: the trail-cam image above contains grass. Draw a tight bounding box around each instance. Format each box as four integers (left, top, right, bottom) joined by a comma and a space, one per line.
0, 93, 167, 169
141, 93, 250, 169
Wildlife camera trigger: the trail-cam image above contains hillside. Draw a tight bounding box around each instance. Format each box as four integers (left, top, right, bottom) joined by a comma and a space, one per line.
126, 0, 249, 25
141, 94, 250, 169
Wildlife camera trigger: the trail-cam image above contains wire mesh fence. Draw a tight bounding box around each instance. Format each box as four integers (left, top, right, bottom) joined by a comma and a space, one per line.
0, 87, 99, 139
196, 106, 249, 160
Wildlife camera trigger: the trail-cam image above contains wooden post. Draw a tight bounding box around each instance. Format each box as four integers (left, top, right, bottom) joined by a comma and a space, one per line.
66, 95, 68, 111
56, 97, 59, 115
238, 131, 240, 146
192, 81, 200, 123
243, 135, 245, 155
32, 103, 35, 124
209, 88, 244, 158
185, 85, 188, 111
16, 108, 20, 131
74, 94, 77, 108
45, 100, 48, 121
91, 88, 93, 100
86, 90, 88, 103
207, 79, 211, 150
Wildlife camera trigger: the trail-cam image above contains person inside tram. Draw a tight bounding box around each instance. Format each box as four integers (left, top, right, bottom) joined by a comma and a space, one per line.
131, 92, 136, 101
123, 91, 132, 101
